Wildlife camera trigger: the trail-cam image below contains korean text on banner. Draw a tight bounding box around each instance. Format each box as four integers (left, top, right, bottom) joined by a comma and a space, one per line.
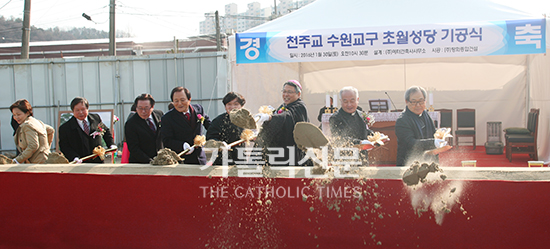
236, 19, 546, 64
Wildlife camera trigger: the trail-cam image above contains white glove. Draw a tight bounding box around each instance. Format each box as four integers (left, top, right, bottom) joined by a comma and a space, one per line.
434, 139, 448, 148
222, 141, 231, 150
12, 158, 19, 164
73, 157, 83, 164
110, 145, 118, 150
360, 140, 375, 151
183, 142, 195, 155
254, 113, 271, 127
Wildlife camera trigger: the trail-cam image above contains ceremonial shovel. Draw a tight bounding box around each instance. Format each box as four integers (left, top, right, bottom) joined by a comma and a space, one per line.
177, 135, 206, 157
229, 108, 257, 130
293, 122, 329, 149
228, 129, 257, 148
425, 128, 453, 155
229, 108, 329, 149
69, 146, 117, 164
203, 130, 257, 155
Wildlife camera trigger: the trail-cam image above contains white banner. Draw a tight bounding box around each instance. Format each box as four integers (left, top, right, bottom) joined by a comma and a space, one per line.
236, 19, 546, 64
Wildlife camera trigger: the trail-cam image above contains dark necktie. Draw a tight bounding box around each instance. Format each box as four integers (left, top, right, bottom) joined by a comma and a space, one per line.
147, 118, 156, 132
83, 120, 90, 134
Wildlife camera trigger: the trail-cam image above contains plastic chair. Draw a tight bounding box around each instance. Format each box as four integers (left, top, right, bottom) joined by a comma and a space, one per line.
455, 108, 476, 149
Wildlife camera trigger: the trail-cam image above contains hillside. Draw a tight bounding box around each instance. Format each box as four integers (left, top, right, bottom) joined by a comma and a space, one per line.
0, 16, 131, 43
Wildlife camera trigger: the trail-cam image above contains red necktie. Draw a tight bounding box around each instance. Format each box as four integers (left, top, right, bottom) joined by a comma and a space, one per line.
83, 120, 90, 134
147, 118, 156, 132
185, 113, 190, 121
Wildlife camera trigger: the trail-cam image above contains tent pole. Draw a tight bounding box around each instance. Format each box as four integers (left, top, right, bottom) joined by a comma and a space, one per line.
525, 54, 531, 121
299, 62, 303, 97
403, 59, 407, 89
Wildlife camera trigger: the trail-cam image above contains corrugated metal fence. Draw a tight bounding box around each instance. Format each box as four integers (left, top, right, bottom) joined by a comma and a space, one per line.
0, 52, 229, 152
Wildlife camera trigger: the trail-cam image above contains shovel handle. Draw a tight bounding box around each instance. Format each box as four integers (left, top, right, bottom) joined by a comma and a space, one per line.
177, 145, 197, 157
69, 147, 117, 164
228, 139, 245, 148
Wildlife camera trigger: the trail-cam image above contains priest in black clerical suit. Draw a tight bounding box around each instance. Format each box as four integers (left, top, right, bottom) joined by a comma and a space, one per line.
58, 97, 115, 163
329, 87, 374, 165
124, 93, 164, 163
395, 86, 438, 166
330, 109, 374, 144
161, 87, 211, 165
255, 80, 311, 166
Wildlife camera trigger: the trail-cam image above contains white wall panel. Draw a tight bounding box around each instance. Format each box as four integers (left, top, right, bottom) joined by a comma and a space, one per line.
51, 63, 68, 108
0, 53, 228, 152
13, 64, 31, 100
149, 59, 168, 103
98, 61, 115, 106
164, 56, 177, 96
30, 61, 50, 107
0, 109, 13, 151
0, 66, 14, 107
182, 57, 200, 97
64, 63, 82, 102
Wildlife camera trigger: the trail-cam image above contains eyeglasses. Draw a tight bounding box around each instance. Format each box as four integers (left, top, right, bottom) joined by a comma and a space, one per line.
408, 99, 425, 106
281, 90, 296, 94
137, 106, 152, 111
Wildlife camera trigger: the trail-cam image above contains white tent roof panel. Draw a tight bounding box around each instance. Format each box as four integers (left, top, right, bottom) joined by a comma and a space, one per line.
248, 0, 543, 33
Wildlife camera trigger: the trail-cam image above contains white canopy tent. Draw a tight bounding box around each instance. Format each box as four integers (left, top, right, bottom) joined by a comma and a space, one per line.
228, 0, 550, 163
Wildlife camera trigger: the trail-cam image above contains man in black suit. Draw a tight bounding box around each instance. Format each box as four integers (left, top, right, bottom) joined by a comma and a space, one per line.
58, 97, 116, 163
161, 87, 211, 165
329, 86, 374, 165
254, 80, 311, 166
395, 86, 438, 166
124, 93, 164, 163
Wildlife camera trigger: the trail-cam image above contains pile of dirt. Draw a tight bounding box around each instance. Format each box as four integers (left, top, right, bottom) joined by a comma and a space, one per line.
0, 154, 14, 164
402, 161, 445, 186
45, 152, 69, 164
151, 148, 182, 165
229, 108, 256, 130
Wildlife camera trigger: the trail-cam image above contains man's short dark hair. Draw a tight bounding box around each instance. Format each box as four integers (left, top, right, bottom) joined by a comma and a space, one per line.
70, 97, 89, 111
134, 93, 155, 107
170, 87, 191, 101
130, 103, 137, 112
222, 92, 246, 106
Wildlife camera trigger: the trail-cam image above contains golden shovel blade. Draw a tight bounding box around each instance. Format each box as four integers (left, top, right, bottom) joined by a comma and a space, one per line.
229, 108, 257, 130
293, 122, 329, 149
